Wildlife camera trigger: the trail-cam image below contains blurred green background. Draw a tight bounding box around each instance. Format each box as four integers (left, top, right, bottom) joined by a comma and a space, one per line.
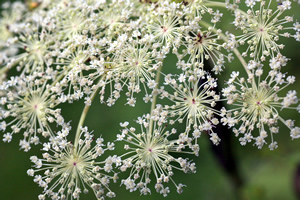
0, 0, 300, 200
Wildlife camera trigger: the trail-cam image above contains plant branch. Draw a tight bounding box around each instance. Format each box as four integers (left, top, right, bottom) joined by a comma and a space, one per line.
148, 64, 163, 135
74, 78, 101, 150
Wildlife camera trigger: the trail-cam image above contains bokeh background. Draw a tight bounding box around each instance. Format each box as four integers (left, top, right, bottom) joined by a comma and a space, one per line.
0, 1, 300, 200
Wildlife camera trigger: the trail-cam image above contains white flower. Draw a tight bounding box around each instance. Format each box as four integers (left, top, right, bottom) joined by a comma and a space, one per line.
2, 132, 12, 142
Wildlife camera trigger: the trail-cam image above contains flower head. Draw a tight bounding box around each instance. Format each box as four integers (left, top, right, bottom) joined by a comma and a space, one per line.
234, 0, 299, 61
222, 57, 300, 149
116, 106, 196, 196
54, 2, 92, 40
27, 126, 118, 200
0, 73, 64, 151
0, 2, 26, 44
7, 28, 53, 74
162, 69, 221, 145
146, 1, 183, 48
112, 38, 164, 105
182, 22, 232, 73
183, 0, 214, 18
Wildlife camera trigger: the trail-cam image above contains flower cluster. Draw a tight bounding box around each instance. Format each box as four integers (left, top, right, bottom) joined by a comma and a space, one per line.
0, 0, 299, 199
162, 69, 221, 145
116, 105, 196, 196
233, 0, 299, 61
221, 55, 299, 149
0, 73, 65, 151
27, 127, 118, 200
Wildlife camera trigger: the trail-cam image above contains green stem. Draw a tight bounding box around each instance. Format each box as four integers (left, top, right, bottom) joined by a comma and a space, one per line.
51, 66, 80, 86
148, 65, 163, 135
0, 66, 9, 77
74, 78, 101, 150
51, 71, 68, 86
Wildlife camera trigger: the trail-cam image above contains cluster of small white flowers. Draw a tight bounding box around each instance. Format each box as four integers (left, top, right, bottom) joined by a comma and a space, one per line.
116, 105, 196, 196
0, 73, 65, 151
221, 55, 300, 149
181, 22, 232, 74
161, 68, 221, 145
27, 127, 118, 200
233, 0, 299, 61
0, 2, 26, 65
0, 0, 299, 199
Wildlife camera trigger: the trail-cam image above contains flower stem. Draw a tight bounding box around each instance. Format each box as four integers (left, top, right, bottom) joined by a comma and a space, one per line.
148, 65, 163, 135
74, 78, 101, 150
